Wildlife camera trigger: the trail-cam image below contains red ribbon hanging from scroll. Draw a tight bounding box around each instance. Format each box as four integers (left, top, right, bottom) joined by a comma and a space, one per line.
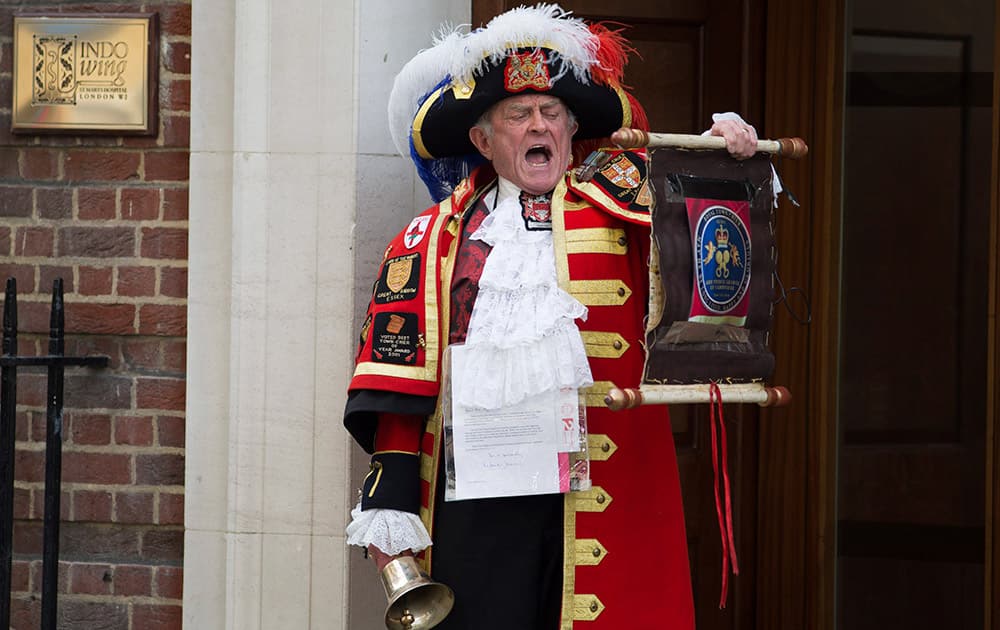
709, 381, 739, 608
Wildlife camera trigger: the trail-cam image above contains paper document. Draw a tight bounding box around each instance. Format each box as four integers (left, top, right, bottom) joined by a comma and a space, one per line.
449, 345, 580, 500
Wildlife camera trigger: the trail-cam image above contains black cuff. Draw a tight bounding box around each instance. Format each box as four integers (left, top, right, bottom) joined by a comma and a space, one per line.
360, 451, 421, 514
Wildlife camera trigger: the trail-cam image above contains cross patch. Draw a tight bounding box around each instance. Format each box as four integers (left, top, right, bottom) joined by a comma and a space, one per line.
403, 216, 432, 249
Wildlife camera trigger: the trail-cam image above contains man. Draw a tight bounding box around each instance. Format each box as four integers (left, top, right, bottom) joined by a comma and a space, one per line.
344, 5, 756, 629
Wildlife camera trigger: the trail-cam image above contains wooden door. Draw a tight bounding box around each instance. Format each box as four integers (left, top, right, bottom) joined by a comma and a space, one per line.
760, 2, 1000, 630
472, 3, 766, 628
835, 4, 993, 629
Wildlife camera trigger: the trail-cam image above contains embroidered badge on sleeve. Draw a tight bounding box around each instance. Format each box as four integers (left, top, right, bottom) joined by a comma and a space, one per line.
403, 216, 432, 249
371, 312, 420, 365
592, 152, 652, 210
375, 253, 421, 304
357, 312, 372, 358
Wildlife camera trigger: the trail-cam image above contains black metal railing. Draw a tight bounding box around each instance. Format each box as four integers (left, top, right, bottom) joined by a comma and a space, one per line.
0, 278, 109, 629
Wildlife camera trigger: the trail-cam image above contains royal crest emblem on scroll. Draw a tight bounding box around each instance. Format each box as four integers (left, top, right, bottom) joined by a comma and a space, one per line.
694, 206, 750, 314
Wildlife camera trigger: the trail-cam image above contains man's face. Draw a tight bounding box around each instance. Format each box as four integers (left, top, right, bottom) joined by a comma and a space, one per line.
468, 94, 578, 196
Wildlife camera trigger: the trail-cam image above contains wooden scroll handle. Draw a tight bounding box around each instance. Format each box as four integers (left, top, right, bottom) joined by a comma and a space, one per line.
611, 128, 809, 159
604, 384, 792, 411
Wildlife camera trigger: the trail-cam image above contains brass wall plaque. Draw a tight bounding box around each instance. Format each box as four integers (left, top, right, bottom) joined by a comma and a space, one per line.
12, 14, 158, 134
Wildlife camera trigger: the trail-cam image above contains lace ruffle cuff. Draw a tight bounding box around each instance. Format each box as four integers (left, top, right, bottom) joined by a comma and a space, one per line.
346, 503, 433, 555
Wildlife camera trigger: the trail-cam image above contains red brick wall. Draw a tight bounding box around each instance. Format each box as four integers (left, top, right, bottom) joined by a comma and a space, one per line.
0, 2, 190, 628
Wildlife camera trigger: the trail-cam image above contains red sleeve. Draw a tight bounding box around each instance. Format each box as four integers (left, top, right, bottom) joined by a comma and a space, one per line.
373, 412, 425, 454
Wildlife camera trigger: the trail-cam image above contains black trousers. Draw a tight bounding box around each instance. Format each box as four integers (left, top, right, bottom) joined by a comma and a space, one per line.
429, 469, 564, 630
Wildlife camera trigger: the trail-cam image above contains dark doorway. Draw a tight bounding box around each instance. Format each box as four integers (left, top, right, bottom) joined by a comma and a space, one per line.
838, 2, 994, 628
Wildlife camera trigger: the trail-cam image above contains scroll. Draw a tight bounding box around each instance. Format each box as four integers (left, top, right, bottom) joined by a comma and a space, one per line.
603, 130, 806, 409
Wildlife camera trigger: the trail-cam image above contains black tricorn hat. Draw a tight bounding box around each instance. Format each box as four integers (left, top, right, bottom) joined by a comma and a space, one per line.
411, 47, 633, 160
387, 4, 646, 199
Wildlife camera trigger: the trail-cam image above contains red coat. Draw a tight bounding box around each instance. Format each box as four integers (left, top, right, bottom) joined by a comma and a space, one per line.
347, 151, 695, 629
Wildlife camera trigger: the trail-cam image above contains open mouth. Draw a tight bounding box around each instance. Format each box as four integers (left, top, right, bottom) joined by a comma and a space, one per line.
525, 145, 553, 166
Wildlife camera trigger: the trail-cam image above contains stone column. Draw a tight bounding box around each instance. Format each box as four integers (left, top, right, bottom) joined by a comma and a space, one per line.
186, 0, 469, 627
185, 0, 357, 627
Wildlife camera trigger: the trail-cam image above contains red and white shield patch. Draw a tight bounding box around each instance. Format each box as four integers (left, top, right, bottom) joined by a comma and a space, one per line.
403, 216, 432, 249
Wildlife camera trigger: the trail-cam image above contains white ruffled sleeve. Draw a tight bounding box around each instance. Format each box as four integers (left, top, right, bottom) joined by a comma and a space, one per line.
345, 501, 433, 556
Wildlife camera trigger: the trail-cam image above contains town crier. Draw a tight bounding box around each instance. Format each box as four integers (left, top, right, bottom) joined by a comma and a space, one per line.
343, 4, 757, 629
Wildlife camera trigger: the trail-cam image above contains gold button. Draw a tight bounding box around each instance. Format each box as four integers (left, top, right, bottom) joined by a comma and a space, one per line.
612, 340, 623, 350
601, 442, 611, 453
617, 287, 626, 297
592, 547, 602, 558
596, 494, 606, 504
590, 601, 599, 613
617, 236, 626, 246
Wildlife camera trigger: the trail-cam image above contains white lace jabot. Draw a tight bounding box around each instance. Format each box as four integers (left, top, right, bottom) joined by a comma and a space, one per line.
456, 178, 593, 410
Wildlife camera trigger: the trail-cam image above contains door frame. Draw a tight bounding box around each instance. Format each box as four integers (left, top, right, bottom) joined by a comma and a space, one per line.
988, 3, 1000, 626
758, 1, 843, 630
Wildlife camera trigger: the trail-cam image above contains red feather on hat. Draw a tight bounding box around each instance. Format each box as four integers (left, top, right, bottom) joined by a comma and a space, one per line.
588, 22, 648, 132
571, 22, 648, 165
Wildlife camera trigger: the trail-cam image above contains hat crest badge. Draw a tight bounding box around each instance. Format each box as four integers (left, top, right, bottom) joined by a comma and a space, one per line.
504, 50, 551, 92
